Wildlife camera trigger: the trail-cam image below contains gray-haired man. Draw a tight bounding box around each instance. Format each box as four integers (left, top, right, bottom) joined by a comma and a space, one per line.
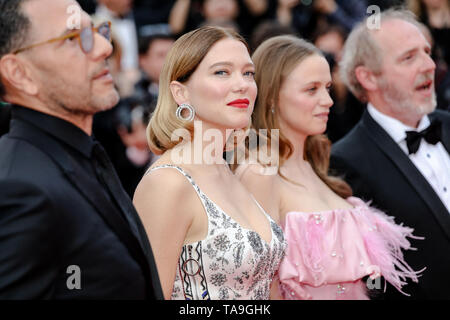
331, 9, 450, 299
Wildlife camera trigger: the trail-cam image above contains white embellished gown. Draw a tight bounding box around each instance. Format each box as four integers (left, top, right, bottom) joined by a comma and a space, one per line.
147, 165, 287, 300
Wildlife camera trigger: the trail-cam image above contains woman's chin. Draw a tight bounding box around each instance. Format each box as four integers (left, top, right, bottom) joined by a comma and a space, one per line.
228, 117, 251, 131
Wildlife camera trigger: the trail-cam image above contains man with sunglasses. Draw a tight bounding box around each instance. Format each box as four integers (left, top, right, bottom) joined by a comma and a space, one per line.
0, 0, 163, 299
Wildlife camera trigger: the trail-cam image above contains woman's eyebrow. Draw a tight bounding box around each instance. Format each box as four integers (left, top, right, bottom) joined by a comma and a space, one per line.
209, 61, 254, 69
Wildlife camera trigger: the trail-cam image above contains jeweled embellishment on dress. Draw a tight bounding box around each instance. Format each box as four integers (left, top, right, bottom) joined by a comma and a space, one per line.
278, 196, 423, 300
148, 165, 286, 300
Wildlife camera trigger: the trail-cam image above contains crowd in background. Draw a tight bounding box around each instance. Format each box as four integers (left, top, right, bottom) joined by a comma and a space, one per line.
1, 0, 449, 196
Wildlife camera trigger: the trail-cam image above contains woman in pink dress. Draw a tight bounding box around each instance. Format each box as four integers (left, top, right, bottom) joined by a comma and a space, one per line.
235, 35, 422, 300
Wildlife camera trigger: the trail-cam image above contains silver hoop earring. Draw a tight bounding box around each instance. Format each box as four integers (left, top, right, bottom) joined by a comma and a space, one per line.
176, 103, 195, 121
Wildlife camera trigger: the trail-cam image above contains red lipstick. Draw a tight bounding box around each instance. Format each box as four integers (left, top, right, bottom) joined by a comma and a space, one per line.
227, 98, 250, 109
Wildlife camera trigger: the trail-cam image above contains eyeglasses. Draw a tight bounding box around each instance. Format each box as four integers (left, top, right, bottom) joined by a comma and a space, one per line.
13, 21, 112, 55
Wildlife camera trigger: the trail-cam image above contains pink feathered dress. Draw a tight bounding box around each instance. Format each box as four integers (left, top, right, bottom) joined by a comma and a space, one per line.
278, 197, 423, 300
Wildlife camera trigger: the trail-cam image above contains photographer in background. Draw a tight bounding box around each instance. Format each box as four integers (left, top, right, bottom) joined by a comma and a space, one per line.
93, 0, 140, 81
134, 32, 175, 109
276, 0, 367, 40
94, 96, 156, 197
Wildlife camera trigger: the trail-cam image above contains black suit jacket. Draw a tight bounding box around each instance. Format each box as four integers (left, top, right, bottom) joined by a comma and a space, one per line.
0, 106, 163, 299
330, 109, 450, 299
0, 103, 11, 137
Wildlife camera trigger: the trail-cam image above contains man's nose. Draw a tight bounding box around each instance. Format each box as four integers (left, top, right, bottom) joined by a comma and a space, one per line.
90, 32, 113, 61
421, 52, 436, 74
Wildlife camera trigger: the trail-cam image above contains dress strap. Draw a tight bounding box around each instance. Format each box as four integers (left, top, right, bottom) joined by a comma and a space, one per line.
146, 164, 191, 178
250, 194, 273, 222
146, 164, 212, 221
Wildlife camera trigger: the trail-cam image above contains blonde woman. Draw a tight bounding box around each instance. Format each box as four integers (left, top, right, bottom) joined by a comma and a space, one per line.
133, 26, 286, 300
236, 35, 421, 300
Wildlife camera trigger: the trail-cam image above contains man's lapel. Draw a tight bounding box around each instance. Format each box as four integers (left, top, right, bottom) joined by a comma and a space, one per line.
443, 122, 450, 153
361, 111, 450, 239
11, 120, 152, 279
90, 147, 154, 259
429, 110, 450, 153
88, 147, 163, 298
65, 159, 152, 273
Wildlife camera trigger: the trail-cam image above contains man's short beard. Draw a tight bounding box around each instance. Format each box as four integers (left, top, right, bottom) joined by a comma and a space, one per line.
378, 77, 437, 122
46, 87, 119, 118
35, 59, 120, 121
87, 89, 120, 114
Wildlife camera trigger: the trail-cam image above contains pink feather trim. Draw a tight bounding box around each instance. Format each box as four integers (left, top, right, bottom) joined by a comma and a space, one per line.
362, 206, 425, 296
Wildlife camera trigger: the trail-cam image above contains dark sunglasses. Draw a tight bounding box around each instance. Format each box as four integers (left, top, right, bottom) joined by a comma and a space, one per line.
13, 21, 112, 54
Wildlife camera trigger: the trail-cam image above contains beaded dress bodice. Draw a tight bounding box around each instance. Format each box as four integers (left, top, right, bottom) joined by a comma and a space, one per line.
148, 165, 286, 300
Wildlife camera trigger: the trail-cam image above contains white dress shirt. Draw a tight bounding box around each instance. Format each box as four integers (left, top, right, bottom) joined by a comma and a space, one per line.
367, 104, 450, 213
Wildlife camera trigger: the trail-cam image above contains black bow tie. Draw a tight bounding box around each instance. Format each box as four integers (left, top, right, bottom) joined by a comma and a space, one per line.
405, 119, 442, 154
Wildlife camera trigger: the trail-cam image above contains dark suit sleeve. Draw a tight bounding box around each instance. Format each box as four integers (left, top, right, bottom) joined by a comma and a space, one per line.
0, 179, 58, 299
0, 104, 11, 137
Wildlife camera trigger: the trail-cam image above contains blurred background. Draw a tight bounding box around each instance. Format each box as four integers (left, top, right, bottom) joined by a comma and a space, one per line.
1, 0, 449, 196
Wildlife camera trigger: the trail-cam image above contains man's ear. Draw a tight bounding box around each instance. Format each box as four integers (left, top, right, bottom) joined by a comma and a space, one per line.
355, 65, 379, 92
169, 80, 190, 106
0, 54, 38, 96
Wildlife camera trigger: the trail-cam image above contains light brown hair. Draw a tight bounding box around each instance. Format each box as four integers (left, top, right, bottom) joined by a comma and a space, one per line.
251, 35, 352, 198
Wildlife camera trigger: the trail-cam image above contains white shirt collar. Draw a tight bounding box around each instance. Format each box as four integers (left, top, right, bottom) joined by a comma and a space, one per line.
367, 103, 430, 144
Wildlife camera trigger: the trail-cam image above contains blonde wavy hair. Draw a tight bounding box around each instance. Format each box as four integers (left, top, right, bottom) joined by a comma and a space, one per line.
147, 26, 250, 155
